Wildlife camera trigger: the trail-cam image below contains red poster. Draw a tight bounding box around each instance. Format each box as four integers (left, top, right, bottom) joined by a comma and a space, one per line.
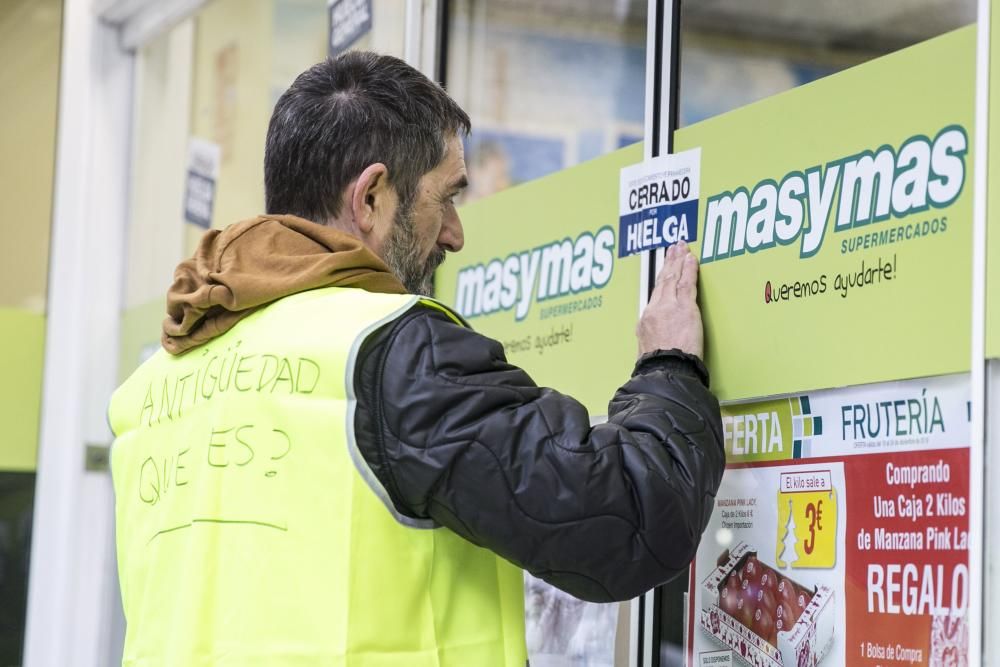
844, 449, 969, 665
686, 375, 971, 667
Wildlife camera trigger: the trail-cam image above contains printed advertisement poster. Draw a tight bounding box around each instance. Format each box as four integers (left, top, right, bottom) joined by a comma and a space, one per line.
673, 26, 977, 401
435, 143, 643, 416
688, 374, 971, 666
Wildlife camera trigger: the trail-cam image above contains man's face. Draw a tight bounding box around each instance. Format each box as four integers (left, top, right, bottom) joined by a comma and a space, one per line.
382, 135, 468, 296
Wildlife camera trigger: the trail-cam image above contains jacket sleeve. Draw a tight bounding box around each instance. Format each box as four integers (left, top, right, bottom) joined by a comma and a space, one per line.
353, 305, 725, 603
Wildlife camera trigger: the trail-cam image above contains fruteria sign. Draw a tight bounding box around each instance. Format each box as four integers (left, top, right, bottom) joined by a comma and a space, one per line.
674, 26, 977, 401
435, 144, 643, 416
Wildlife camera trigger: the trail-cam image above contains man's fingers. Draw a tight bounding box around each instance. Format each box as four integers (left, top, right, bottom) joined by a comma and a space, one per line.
637, 241, 705, 358
677, 251, 698, 301
656, 244, 678, 283
653, 243, 682, 300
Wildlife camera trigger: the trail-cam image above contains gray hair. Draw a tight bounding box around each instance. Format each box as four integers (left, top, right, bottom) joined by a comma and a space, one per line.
264, 51, 471, 222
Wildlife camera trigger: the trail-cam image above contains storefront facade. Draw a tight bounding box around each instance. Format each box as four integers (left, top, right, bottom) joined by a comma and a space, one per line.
2, 1, 995, 665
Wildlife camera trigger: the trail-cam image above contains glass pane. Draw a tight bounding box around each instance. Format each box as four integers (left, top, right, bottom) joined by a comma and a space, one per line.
446, 0, 647, 202
672, 3, 981, 666
187, 0, 403, 246
124, 0, 408, 377
0, 473, 35, 666
445, 3, 647, 665
124, 18, 193, 371
340, 0, 406, 60
0, 0, 62, 664
679, 0, 976, 126
116, 1, 409, 659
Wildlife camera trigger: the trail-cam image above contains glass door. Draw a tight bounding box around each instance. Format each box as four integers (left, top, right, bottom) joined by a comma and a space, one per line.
0, 1, 63, 665
442, 2, 650, 665
665, 1, 983, 665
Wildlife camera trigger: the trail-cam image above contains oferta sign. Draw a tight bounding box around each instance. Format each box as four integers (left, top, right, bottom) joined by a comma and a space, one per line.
674, 26, 976, 401
722, 395, 820, 465
436, 145, 642, 415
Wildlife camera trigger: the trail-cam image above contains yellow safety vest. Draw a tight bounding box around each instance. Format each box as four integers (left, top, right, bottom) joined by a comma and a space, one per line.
109, 287, 526, 666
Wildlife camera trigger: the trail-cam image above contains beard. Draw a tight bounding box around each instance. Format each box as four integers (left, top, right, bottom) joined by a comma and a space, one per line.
382, 203, 446, 297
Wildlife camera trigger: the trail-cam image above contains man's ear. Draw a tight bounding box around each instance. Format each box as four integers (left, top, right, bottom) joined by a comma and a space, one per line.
351, 163, 391, 234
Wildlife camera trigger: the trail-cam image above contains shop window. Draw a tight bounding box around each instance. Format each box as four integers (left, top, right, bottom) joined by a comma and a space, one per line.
446, 0, 648, 202
123, 0, 407, 377
0, 0, 62, 664
678, 0, 976, 126
444, 4, 648, 665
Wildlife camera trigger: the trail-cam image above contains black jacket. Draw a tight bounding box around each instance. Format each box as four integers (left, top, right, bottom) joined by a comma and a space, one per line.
353, 304, 725, 603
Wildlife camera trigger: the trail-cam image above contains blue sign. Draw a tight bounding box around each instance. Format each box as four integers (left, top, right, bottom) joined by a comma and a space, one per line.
328, 0, 373, 58
618, 199, 699, 257
184, 171, 215, 229
184, 138, 220, 229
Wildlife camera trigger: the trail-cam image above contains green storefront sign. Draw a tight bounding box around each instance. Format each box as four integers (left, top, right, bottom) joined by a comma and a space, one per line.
438, 26, 980, 411
436, 145, 643, 416
676, 26, 977, 400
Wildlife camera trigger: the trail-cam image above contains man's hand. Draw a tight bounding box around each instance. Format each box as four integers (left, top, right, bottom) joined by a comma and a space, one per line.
636, 241, 704, 359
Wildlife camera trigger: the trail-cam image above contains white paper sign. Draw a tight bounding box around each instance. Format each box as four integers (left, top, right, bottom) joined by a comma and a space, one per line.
618, 147, 701, 257
184, 138, 221, 229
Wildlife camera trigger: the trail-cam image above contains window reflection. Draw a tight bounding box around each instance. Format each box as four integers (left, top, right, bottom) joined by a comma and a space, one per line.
447, 0, 648, 202
679, 0, 976, 126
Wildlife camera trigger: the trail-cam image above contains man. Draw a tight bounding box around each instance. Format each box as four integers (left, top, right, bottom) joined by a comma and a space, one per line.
109, 52, 724, 666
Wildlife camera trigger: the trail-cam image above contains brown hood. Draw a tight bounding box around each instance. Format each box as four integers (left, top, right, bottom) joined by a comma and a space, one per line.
162, 214, 406, 355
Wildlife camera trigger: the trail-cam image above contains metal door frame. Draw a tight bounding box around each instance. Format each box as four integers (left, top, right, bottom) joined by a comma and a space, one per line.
636, 1, 681, 663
